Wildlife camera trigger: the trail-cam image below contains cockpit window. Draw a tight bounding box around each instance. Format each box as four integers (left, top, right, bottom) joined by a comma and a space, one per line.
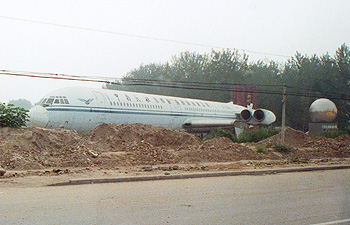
40, 96, 69, 106
46, 97, 54, 104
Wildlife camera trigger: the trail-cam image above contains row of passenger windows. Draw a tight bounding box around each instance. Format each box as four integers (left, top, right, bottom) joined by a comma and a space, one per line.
107, 101, 230, 114
114, 93, 211, 108
184, 107, 231, 114
111, 94, 233, 113
110, 101, 163, 109
38, 93, 230, 114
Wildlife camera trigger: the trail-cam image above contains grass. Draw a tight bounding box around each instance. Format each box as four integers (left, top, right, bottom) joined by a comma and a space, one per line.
206, 127, 278, 143
320, 128, 350, 138
237, 127, 279, 143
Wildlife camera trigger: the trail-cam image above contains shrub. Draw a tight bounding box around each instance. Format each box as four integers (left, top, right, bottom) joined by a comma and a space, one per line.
206, 127, 278, 143
256, 145, 266, 153
321, 128, 350, 138
0, 103, 29, 128
206, 128, 238, 142
274, 144, 293, 153
237, 127, 278, 143
289, 155, 308, 163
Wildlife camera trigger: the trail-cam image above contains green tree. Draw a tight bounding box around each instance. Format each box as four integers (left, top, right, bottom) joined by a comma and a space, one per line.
246, 61, 282, 124
104, 44, 350, 130
334, 43, 350, 128
105, 49, 249, 102
0, 103, 29, 128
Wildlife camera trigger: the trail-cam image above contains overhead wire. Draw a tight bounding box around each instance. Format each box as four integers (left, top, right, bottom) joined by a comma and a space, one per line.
0, 15, 291, 58
1, 70, 349, 100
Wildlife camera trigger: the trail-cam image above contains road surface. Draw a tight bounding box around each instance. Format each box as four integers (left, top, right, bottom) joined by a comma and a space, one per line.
1, 169, 349, 224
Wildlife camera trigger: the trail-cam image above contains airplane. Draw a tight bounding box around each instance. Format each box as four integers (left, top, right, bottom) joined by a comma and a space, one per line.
28, 86, 276, 134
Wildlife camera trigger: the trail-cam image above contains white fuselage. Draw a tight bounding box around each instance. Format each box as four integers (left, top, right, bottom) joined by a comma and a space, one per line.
29, 87, 276, 133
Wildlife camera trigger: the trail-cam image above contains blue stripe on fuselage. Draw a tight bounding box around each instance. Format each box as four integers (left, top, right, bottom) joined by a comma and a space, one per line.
45, 105, 237, 120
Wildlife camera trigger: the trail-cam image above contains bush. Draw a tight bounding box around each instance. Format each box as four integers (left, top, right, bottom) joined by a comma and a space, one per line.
206, 128, 238, 142
237, 127, 279, 143
206, 127, 278, 143
274, 145, 293, 153
321, 128, 350, 138
0, 103, 29, 128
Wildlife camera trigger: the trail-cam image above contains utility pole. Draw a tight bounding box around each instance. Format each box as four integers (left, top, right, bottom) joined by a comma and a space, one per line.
281, 84, 286, 145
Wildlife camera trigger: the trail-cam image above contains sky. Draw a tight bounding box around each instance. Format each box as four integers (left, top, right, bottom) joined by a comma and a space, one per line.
0, 0, 349, 104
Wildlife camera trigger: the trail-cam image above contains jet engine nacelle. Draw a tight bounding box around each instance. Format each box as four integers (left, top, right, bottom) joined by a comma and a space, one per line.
240, 109, 276, 125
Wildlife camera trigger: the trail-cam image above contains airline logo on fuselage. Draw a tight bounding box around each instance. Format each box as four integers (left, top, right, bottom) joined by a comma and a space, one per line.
78, 98, 94, 105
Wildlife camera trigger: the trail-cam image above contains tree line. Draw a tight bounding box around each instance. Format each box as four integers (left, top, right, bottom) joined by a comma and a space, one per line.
104, 44, 350, 131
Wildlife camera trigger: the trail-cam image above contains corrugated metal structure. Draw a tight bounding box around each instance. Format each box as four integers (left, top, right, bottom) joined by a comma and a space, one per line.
231, 85, 258, 108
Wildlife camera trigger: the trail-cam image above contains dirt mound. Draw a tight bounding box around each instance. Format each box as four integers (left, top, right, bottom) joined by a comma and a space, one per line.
258, 127, 316, 147
0, 127, 96, 170
335, 134, 350, 142
175, 137, 266, 163
84, 123, 201, 150
258, 127, 350, 159
0, 124, 349, 171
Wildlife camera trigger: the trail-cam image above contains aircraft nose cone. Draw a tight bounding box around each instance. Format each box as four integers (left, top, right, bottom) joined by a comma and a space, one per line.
29, 105, 49, 128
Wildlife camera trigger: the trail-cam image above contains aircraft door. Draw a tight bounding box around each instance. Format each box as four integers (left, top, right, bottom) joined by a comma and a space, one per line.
92, 91, 107, 123
169, 99, 183, 129
92, 91, 107, 106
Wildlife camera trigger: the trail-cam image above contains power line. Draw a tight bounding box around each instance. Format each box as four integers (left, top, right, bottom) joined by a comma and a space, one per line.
1, 70, 349, 100
0, 15, 291, 58
122, 78, 281, 88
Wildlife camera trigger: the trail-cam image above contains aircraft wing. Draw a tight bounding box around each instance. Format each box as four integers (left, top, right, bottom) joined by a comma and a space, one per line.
182, 118, 237, 133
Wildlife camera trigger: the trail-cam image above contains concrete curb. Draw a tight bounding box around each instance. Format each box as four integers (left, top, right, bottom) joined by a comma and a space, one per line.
48, 165, 350, 186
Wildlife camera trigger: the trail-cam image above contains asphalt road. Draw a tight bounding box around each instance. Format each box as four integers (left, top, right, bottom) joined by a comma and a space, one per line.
1, 169, 349, 225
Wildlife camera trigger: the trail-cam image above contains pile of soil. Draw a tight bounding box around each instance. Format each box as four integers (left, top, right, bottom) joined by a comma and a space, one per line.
0, 124, 349, 171
258, 127, 350, 160
0, 127, 94, 169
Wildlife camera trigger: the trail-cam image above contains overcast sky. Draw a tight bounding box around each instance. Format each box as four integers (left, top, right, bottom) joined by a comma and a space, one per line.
0, 0, 349, 103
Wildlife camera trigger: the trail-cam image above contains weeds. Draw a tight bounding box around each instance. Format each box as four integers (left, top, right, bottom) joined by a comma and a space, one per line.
238, 127, 279, 143
321, 128, 350, 138
206, 128, 238, 142
206, 127, 278, 143
274, 145, 293, 153
289, 155, 308, 163
256, 146, 266, 153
